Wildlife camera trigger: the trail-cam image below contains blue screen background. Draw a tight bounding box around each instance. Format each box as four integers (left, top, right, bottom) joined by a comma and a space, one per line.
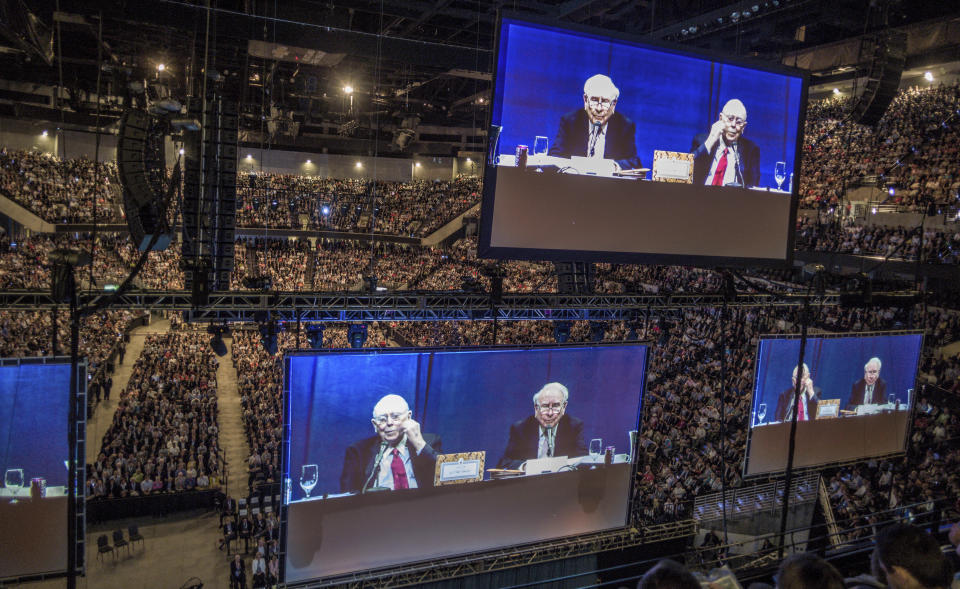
0, 362, 71, 488
751, 334, 923, 424
493, 19, 804, 189
284, 345, 647, 499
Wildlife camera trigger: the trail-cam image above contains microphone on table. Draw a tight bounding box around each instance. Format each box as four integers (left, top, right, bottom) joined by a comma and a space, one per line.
361, 442, 388, 494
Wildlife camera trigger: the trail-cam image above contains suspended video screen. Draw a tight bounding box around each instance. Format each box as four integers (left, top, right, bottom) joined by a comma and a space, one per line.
479, 15, 806, 266
281, 344, 647, 583
743, 332, 923, 476
0, 357, 81, 581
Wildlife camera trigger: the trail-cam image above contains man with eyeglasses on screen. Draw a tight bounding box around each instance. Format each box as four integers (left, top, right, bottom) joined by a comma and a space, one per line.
339, 394, 442, 493
548, 74, 643, 171
497, 382, 587, 470
692, 99, 761, 187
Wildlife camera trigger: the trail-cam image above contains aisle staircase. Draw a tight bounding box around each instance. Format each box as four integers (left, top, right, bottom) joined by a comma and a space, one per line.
216, 337, 250, 499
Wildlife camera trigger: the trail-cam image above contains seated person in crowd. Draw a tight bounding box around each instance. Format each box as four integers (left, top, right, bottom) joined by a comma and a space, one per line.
867, 523, 953, 589
637, 559, 700, 589
339, 394, 442, 493
497, 382, 587, 469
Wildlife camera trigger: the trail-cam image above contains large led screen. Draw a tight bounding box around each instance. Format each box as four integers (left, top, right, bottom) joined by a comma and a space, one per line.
479, 15, 806, 266
744, 332, 923, 476
282, 344, 647, 582
0, 358, 76, 580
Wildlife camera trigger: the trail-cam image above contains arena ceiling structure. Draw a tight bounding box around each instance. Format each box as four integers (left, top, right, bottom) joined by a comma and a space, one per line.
1, 0, 959, 158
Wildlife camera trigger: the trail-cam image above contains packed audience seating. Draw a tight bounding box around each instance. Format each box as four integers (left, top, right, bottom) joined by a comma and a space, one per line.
235, 174, 480, 236
0, 148, 122, 223
800, 82, 960, 210
795, 218, 960, 263
87, 331, 224, 499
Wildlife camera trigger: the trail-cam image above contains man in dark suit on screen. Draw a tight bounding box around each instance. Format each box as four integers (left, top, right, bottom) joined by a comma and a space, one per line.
774, 362, 820, 423
339, 394, 441, 493
846, 357, 887, 411
548, 74, 642, 171
497, 382, 588, 470
692, 99, 761, 187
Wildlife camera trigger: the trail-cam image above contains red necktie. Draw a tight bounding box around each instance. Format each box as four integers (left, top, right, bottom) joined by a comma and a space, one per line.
797, 396, 805, 421
390, 449, 409, 489
711, 148, 728, 185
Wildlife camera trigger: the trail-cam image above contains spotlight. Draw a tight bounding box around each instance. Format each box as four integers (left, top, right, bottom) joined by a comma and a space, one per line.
355, 161, 362, 168
414, 162, 421, 167
41, 129, 48, 137
924, 71, 934, 82
731, 11, 741, 22
157, 63, 166, 72
305, 159, 311, 164
343, 85, 353, 94
833, 88, 840, 94
179, 148, 185, 155
321, 205, 330, 216
246, 154, 253, 159
889, 187, 895, 196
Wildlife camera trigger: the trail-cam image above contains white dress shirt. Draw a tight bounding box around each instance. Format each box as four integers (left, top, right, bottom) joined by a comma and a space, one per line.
705, 139, 741, 186
376, 443, 419, 489
587, 121, 608, 160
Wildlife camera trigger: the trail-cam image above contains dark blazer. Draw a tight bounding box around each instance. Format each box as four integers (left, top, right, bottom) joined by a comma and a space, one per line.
774, 386, 821, 423
846, 378, 888, 411
549, 109, 642, 170
692, 133, 761, 187
339, 433, 442, 493
497, 414, 588, 469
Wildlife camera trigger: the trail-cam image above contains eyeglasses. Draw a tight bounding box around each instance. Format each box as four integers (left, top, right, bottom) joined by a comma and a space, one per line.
373, 412, 406, 425
586, 96, 615, 108
535, 402, 566, 413
721, 113, 747, 127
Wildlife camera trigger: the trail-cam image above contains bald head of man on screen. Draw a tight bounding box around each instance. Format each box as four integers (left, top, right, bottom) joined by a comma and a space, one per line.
692, 98, 761, 187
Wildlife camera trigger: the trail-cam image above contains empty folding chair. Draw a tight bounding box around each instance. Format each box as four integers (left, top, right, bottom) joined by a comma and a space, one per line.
128, 524, 145, 551
112, 529, 129, 557
96, 534, 114, 562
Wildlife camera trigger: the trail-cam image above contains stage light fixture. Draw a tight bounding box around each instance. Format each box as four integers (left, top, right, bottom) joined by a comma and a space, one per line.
924, 71, 934, 82
305, 324, 325, 348
157, 63, 166, 72
41, 129, 48, 137
348, 324, 368, 349
343, 85, 353, 94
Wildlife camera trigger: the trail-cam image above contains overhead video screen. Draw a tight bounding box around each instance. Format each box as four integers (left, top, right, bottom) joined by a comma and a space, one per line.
479, 15, 806, 266
0, 358, 77, 580
744, 332, 923, 476
282, 344, 647, 583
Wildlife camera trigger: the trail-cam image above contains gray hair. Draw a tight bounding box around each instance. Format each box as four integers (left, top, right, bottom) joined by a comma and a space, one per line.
791, 363, 810, 379
533, 382, 569, 405
865, 357, 882, 371
583, 74, 619, 101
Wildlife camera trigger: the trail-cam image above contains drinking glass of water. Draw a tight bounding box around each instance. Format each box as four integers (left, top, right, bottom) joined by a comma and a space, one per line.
533, 136, 548, 156
300, 464, 318, 499
5, 468, 24, 502
758, 403, 767, 425
774, 162, 787, 191
589, 439, 603, 461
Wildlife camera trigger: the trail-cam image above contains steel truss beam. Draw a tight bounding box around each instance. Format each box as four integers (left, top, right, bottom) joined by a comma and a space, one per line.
0, 290, 919, 322
309, 520, 698, 588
